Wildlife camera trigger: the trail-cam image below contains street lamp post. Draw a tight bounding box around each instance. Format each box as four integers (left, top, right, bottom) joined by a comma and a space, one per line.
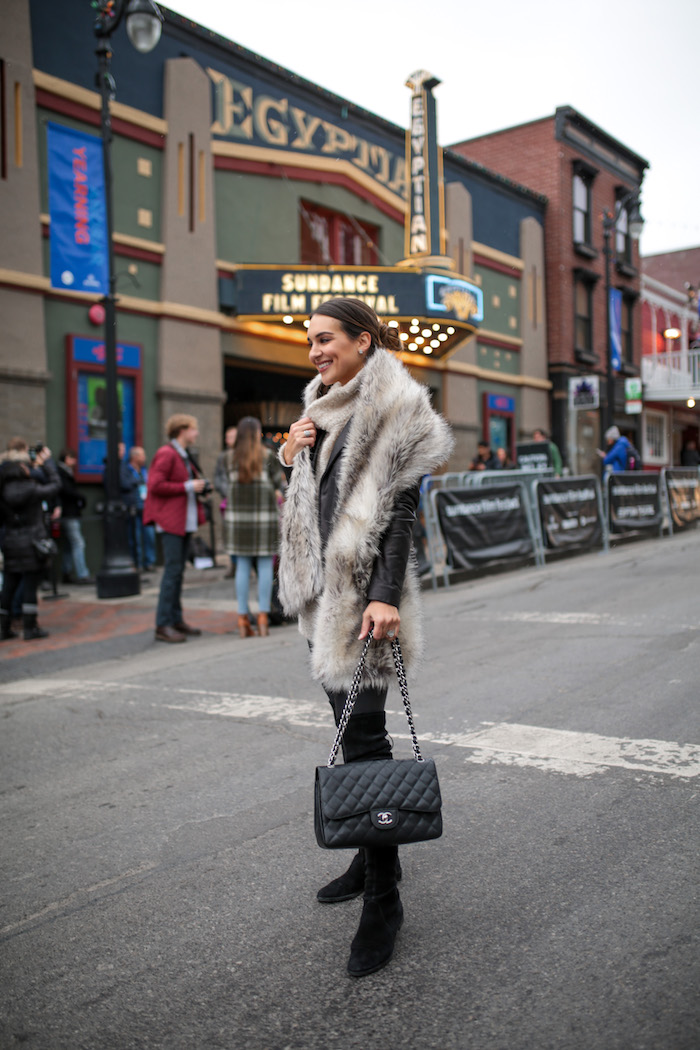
601, 191, 644, 442
93, 0, 163, 599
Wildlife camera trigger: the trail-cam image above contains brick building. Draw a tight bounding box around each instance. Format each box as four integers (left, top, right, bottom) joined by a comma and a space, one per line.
451, 107, 648, 475
640, 247, 700, 466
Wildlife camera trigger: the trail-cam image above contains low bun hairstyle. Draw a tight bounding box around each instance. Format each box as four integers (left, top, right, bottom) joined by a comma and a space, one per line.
310, 297, 402, 355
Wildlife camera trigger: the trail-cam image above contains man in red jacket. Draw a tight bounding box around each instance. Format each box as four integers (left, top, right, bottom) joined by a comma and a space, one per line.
144, 414, 207, 643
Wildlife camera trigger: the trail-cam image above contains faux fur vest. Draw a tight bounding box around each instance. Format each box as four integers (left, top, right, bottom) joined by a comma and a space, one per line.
278, 348, 453, 691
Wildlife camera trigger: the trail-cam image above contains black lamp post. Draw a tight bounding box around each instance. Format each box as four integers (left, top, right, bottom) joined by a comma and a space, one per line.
93, 0, 163, 599
602, 190, 644, 441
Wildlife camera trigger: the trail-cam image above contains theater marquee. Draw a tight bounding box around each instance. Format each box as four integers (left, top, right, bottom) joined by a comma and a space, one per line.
219, 265, 483, 356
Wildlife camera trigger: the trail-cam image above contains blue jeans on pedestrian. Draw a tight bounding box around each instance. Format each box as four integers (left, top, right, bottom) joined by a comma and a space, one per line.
235, 555, 274, 615
156, 532, 189, 628
61, 517, 89, 580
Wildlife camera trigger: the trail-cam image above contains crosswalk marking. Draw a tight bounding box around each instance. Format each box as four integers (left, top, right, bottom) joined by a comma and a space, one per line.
2, 678, 698, 780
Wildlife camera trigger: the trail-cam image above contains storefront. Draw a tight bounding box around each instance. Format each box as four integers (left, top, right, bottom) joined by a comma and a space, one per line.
2, 0, 551, 515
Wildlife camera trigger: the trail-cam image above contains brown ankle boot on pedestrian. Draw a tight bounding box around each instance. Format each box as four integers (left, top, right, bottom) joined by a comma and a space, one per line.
257, 612, 269, 637
237, 614, 256, 638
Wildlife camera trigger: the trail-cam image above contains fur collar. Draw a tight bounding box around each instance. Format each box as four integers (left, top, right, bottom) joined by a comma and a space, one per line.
279, 349, 453, 690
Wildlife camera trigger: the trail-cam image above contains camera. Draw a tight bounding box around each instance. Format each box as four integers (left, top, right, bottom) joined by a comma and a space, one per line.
201, 480, 213, 496
28, 443, 45, 462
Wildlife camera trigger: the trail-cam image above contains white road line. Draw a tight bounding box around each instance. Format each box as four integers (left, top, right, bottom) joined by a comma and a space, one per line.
2, 678, 698, 780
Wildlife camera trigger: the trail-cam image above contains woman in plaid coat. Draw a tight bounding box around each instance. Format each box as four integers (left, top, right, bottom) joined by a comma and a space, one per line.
223, 417, 284, 637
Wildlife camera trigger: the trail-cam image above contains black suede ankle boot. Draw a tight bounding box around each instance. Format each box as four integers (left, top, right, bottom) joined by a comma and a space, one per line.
347, 845, 403, 977
317, 850, 365, 903
0, 612, 18, 640
347, 887, 404, 977
23, 614, 49, 641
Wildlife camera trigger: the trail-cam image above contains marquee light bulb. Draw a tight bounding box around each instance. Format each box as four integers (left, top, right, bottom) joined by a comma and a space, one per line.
408, 342, 418, 351
282, 315, 293, 324
430, 339, 440, 348
424, 346, 433, 355
446, 326, 455, 335
432, 323, 440, 331
415, 336, 424, 345
399, 332, 409, 341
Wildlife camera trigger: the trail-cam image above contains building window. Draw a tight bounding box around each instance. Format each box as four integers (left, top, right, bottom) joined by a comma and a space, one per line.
300, 200, 379, 266
644, 410, 668, 464
573, 172, 592, 245
615, 203, 630, 262
575, 277, 593, 352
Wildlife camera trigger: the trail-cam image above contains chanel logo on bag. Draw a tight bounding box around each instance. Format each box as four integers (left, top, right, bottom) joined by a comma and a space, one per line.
371, 808, 398, 829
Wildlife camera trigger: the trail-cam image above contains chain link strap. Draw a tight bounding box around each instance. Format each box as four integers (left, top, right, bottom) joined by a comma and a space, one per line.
327, 630, 424, 766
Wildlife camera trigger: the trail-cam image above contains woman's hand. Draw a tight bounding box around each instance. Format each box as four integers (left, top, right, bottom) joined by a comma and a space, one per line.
283, 417, 317, 465
359, 601, 400, 641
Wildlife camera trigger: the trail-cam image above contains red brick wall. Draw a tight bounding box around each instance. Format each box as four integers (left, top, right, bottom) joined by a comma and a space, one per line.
453, 120, 643, 373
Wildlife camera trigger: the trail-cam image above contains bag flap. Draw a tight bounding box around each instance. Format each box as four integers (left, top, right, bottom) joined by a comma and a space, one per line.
316, 759, 441, 820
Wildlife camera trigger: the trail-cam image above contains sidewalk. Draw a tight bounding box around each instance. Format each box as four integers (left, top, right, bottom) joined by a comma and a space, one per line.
0, 561, 246, 665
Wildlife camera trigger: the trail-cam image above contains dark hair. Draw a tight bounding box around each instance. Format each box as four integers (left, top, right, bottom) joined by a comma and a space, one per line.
59, 449, 77, 461
309, 297, 402, 355
233, 416, 263, 483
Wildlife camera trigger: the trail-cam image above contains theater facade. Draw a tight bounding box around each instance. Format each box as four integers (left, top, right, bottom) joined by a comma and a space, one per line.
2, 0, 550, 508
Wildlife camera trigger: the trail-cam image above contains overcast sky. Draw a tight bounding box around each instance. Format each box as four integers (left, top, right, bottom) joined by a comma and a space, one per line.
168, 0, 699, 261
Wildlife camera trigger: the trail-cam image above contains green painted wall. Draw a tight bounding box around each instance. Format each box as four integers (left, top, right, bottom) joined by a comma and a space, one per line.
214, 170, 404, 265
474, 264, 521, 339
476, 343, 521, 376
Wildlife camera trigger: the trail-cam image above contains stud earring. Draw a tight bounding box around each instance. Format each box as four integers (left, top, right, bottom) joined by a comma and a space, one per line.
358, 348, 364, 356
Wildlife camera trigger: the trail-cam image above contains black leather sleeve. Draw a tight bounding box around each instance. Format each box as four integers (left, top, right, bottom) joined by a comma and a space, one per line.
366, 484, 420, 607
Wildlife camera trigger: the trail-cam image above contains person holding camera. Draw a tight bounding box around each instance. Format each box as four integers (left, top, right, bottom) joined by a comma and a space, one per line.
143, 415, 208, 643
0, 439, 60, 640
57, 449, 93, 584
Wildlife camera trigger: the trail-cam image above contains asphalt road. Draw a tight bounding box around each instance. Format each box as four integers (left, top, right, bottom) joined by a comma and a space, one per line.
2, 531, 699, 1050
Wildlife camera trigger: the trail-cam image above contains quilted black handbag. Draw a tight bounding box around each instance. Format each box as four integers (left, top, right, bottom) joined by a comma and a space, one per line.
314, 631, 443, 850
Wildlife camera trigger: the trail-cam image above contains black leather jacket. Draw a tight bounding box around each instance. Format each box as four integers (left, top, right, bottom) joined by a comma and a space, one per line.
284, 423, 419, 608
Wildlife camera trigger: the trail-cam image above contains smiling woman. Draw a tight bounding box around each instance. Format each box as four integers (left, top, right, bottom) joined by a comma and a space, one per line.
276, 296, 453, 978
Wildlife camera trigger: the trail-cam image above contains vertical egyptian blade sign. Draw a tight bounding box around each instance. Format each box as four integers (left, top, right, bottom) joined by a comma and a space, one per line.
405, 70, 442, 259
47, 122, 109, 295
609, 287, 623, 371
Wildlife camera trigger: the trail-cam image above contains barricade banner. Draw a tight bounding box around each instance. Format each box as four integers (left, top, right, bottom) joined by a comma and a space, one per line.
608, 474, 662, 532
537, 479, 601, 550
665, 470, 700, 528
47, 122, 108, 295
517, 441, 551, 472
436, 485, 533, 569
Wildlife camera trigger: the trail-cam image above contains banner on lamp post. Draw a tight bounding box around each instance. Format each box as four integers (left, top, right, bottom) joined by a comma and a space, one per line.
47, 122, 108, 295
609, 288, 623, 371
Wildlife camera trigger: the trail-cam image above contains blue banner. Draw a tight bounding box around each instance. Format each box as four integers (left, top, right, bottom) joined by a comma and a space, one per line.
609, 287, 623, 371
47, 122, 108, 295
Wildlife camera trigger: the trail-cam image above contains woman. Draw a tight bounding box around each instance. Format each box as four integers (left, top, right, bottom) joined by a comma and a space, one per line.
278, 297, 453, 977
0, 441, 60, 641
224, 417, 284, 638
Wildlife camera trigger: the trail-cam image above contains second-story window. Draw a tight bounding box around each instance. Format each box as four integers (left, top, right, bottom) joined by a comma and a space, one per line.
573, 172, 592, 245
616, 204, 631, 263
300, 200, 380, 266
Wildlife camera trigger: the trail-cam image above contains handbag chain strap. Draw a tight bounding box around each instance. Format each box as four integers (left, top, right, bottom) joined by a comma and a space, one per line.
327, 630, 424, 767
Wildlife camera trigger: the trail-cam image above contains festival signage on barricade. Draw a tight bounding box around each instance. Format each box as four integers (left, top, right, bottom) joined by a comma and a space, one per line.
517, 442, 551, 473
664, 470, 700, 529
608, 474, 662, 533
536, 478, 602, 550
435, 485, 533, 570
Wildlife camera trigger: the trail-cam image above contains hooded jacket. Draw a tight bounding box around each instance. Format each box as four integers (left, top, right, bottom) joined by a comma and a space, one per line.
0, 452, 60, 573
278, 348, 453, 691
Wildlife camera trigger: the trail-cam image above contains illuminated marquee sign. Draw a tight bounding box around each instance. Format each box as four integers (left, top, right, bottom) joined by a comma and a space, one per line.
207, 68, 406, 199
222, 266, 482, 329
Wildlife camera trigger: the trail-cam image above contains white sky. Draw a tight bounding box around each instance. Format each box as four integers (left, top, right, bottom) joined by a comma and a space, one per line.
168, 0, 699, 260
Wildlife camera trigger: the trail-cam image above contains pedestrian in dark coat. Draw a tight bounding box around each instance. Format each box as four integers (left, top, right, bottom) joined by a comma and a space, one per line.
278, 297, 453, 978
0, 443, 60, 640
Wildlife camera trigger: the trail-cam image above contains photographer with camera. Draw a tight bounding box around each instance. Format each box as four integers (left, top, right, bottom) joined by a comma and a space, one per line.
0, 438, 60, 641
143, 415, 209, 644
